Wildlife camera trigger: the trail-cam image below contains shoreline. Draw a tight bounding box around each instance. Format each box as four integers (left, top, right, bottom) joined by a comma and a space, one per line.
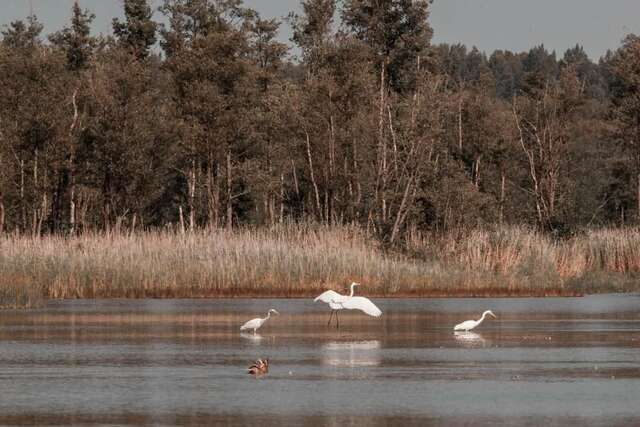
5, 290, 640, 310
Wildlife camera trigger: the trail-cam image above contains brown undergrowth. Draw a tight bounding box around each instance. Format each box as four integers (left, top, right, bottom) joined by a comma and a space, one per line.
1, 224, 639, 308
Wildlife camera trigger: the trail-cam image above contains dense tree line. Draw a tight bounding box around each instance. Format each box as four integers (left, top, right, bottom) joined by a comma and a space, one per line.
1, 0, 640, 240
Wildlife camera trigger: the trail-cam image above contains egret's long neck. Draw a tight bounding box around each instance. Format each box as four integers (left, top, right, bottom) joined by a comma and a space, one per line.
349, 284, 356, 297
477, 312, 488, 324
265, 312, 271, 320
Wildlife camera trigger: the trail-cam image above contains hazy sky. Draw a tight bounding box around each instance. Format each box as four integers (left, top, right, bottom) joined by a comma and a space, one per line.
3, 0, 640, 60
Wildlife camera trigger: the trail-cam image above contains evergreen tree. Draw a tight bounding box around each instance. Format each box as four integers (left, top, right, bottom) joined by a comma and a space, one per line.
489, 50, 526, 99
1, 14, 43, 49
49, 2, 95, 71
342, 0, 434, 93
113, 0, 158, 59
289, 0, 335, 73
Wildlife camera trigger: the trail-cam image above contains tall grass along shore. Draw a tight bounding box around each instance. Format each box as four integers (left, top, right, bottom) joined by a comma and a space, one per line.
1, 224, 639, 308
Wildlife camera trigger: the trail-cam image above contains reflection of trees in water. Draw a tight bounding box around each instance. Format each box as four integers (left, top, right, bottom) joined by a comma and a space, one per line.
321, 340, 381, 367
453, 331, 487, 348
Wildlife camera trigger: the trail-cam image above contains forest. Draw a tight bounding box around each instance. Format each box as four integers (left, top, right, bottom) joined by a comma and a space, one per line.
0, 0, 639, 239
2, 0, 640, 305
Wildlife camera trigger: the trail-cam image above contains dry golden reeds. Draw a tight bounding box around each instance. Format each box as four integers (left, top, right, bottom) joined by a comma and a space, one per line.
1, 223, 639, 307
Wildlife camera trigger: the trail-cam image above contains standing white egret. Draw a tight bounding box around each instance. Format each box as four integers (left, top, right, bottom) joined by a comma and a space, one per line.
314, 282, 382, 328
240, 309, 279, 334
453, 310, 496, 331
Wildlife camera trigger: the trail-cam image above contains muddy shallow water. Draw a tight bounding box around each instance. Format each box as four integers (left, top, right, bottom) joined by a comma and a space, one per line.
0, 295, 639, 426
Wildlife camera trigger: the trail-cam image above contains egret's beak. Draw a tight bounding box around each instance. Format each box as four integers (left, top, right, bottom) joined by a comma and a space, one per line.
489, 312, 497, 318
273, 310, 280, 315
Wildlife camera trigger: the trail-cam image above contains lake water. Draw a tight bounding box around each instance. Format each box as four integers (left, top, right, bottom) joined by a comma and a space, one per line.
1, 295, 639, 426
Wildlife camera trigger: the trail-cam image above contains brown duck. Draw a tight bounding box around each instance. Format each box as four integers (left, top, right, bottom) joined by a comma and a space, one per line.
248, 358, 269, 376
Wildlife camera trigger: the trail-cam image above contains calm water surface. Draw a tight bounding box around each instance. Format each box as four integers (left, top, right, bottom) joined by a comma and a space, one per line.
1, 295, 640, 426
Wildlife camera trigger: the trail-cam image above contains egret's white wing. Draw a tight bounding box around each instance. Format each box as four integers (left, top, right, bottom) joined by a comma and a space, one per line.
240, 317, 262, 331
314, 290, 344, 303
453, 320, 477, 331
341, 296, 382, 317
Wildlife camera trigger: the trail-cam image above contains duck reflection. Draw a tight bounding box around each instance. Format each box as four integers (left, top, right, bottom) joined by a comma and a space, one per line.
321, 340, 381, 367
453, 331, 487, 348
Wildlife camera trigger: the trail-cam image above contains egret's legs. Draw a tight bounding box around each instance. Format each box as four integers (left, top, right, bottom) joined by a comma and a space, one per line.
336, 311, 339, 329
327, 310, 334, 326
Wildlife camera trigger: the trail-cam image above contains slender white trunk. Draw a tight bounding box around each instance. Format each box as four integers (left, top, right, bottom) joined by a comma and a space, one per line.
305, 130, 321, 221
226, 149, 233, 229
188, 160, 196, 232
499, 171, 506, 224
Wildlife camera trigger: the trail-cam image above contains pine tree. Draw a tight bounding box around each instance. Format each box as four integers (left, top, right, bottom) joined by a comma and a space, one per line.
1, 14, 43, 49
49, 2, 95, 71
342, 0, 434, 93
113, 0, 158, 60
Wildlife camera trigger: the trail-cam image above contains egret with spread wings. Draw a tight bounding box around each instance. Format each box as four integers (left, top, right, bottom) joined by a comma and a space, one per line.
314, 282, 382, 328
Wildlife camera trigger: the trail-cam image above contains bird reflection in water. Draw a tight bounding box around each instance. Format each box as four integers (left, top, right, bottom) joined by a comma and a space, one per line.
321, 340, 381, 367
453, 331, 487, 348
240, 332, 264, 343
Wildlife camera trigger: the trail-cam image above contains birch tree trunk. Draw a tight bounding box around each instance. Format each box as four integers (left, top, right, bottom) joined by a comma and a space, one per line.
458, 93, 463, 150
279, 173, 285, 223
205, 159, 219, 229
20, 157, 25, 232
179, 205, 185, 234
305, 130, 321, 221
499, 170, 506, 224
377, 62, 387, 223
390, 176, 415, 244
69, 88, 79, 235
188, 159, 196, 232
226, 148, 233, 229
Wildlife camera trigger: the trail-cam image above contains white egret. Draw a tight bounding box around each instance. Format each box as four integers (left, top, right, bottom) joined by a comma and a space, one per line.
314, 282, 382, 328
240, 309, 279, 334
453, 310, 496, 331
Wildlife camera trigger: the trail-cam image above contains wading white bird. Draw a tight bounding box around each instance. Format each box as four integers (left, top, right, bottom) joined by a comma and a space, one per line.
240, 309, 279, 334
453, 310, 496, 331
314, 282, 382, 328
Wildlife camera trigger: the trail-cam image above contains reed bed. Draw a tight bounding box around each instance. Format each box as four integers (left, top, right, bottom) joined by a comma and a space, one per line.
1, 223, 639, 307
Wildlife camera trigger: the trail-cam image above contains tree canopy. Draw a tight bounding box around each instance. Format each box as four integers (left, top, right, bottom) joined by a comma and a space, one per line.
0, 1, 636, 238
